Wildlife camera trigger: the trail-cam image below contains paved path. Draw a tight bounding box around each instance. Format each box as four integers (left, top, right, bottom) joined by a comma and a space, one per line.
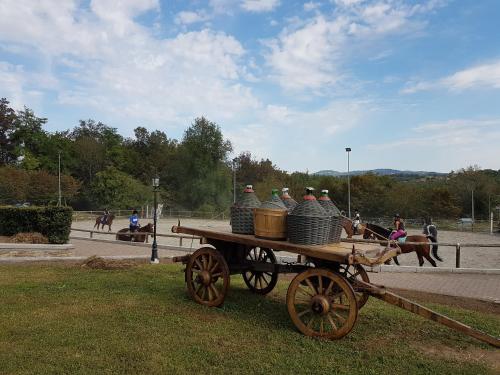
369, 272, 500, 302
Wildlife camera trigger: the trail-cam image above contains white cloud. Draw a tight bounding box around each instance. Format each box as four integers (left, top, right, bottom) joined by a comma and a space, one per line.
303, 2, 319, 12
175, 10, 210, 25
403, 60, 500, 93
0, 0, 262, 131
368, 118, 500, 150
240, 0, 280, 12
265, 0, 445, 91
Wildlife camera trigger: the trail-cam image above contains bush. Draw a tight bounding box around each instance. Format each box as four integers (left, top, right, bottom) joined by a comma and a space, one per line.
0, 206, 73, 244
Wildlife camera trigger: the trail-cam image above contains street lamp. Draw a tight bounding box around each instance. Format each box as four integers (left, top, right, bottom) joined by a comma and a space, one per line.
232, 158, 238, 204
345, 147, 351, 218
151, 177, 160, 264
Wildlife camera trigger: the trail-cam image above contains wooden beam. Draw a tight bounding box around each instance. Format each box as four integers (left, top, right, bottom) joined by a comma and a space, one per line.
367, 285, 500, 348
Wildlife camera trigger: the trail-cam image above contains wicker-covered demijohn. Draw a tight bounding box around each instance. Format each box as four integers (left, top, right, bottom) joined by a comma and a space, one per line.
317, 189, 342, 243
253, 189, 288, 240
280, 187, 298, 212
231, 185, 261, 234
288, 187, 330, 245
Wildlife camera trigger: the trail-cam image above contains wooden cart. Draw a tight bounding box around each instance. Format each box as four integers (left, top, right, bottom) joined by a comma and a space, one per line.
171, 225, 499, 347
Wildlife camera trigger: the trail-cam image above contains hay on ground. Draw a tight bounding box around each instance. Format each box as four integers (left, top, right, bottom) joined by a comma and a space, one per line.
10, 232, 49, 244
81, 255, 136, 270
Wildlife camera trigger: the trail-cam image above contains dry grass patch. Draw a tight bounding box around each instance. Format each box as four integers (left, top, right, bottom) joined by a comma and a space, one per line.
80, 255, 136, 270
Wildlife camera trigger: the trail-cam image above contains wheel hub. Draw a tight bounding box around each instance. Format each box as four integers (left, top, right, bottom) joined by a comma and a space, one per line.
310, 295, 330, 315
197, 270, 212, 286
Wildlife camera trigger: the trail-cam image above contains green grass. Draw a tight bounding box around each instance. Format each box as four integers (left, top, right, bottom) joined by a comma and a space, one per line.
0, 264, 498, 375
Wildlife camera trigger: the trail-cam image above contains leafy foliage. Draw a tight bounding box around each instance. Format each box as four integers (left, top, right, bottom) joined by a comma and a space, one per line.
1, 97, 499, 218
0, 206, 72, 244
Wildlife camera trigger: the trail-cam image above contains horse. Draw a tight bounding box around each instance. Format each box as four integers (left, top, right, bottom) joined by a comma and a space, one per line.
94, 214, 115, 232
116, 223, 154, 243
364, 223, 441, 267
341, 217, 366, 238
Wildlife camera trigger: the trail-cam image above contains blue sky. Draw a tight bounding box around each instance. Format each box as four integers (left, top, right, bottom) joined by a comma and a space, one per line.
1, 0, 499, 173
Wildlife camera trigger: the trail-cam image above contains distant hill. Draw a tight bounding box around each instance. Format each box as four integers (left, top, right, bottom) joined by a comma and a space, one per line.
313, 169, 447, 178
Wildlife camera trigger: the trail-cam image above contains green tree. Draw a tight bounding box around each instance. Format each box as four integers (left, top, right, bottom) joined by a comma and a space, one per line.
90, 166, 150, 209
172, 117, 232, 210
0, 98, 18, 165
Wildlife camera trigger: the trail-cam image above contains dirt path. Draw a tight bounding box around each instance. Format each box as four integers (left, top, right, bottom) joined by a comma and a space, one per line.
72, 218, 500, 269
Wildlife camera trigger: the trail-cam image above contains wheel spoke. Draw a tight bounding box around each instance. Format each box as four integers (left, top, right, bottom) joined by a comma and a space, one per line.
212, 272, 223, 279
210, 284, 220, 299
306, 315, 316, 329
297, 308, 312, 318
318, 275, 323, 294
207, 254, 213, 272
207, 285, 213, 301
331, 311, 346, 324
210, 260, 219, 273
261, 275, 270, 286
305, 278, 318, 295
258, 248, 263, 261
297, 285, 314, 298
195, 283, 204, 297
327, 313, 338, 330
194, 258, 203, 271
331, 303, 350, 311
324, 279, 334, 296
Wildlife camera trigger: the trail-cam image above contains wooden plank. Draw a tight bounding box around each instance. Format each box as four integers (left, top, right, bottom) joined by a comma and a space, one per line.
367, 285, 500, 348
171, 226, 395, 265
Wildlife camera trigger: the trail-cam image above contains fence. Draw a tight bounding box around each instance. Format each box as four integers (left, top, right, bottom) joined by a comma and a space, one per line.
72, 209, 230, 221
70, 228, 202, 247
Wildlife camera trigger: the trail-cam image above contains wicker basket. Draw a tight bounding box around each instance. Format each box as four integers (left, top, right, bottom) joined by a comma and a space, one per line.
288, 188, 330, 245
281, 187, 298, 212
318, 189, 342, 243
231, 185, 261, 234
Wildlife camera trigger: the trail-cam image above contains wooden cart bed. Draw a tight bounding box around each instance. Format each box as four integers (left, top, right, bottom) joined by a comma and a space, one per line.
171, 225, 399, 267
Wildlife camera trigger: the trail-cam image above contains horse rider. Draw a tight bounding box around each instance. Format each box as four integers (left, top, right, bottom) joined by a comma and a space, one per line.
129, 210, 140, 233
390, 213, 407, 241
352, 209, 361, 234
101, 208, 110, 225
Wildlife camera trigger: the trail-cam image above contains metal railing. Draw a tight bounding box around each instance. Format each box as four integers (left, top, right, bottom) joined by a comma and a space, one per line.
70, 228, 202, 247
341, 237, 500, 268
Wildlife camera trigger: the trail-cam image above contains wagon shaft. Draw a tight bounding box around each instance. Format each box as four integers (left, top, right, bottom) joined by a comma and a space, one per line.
363, 281, 500, 348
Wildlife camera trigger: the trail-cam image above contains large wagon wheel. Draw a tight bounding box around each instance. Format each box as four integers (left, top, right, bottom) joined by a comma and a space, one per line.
287, 268, 358, 339
186, 247, 230, 307
338, 264, 370, 309
242, 247, 278, 295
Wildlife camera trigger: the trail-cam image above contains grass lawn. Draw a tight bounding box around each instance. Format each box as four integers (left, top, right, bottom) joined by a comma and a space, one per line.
0, 263, 498, 375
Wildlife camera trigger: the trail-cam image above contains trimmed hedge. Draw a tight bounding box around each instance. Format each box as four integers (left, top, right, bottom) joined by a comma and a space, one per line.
0, 206, 73, 244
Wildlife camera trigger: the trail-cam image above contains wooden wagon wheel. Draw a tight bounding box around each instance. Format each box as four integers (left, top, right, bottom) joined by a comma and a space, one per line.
338, 264, 370, 309
242, 247, 279, 295
186, 247, 230, 307
287, 268, 358, 339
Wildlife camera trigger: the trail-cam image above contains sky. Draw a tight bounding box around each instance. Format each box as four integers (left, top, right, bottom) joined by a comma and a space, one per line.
1, 0, 499, 173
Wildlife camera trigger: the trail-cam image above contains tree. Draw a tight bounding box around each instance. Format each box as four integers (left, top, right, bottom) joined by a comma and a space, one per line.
172, 117, 232, 210
90, 166, 150, 209
0, 98, 18, 165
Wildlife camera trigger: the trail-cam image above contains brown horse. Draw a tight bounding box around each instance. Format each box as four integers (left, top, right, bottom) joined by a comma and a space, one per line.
116, 223, 154, 243
94, 214, 115, 231
364, 223, 441, 267
341, 217, 366, 238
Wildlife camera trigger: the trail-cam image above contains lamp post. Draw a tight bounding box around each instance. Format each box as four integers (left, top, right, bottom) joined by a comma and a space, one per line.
151, 177, 160, 264
57, 151, 62, 207
232, 158, 238, 204
345, 147, 351, 218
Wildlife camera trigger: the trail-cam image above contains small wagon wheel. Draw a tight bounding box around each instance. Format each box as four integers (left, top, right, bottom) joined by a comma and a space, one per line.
242, 247, 279, 295
287, 268, 358, 339
186, 247, 230, 307
338, 264, 370, 309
